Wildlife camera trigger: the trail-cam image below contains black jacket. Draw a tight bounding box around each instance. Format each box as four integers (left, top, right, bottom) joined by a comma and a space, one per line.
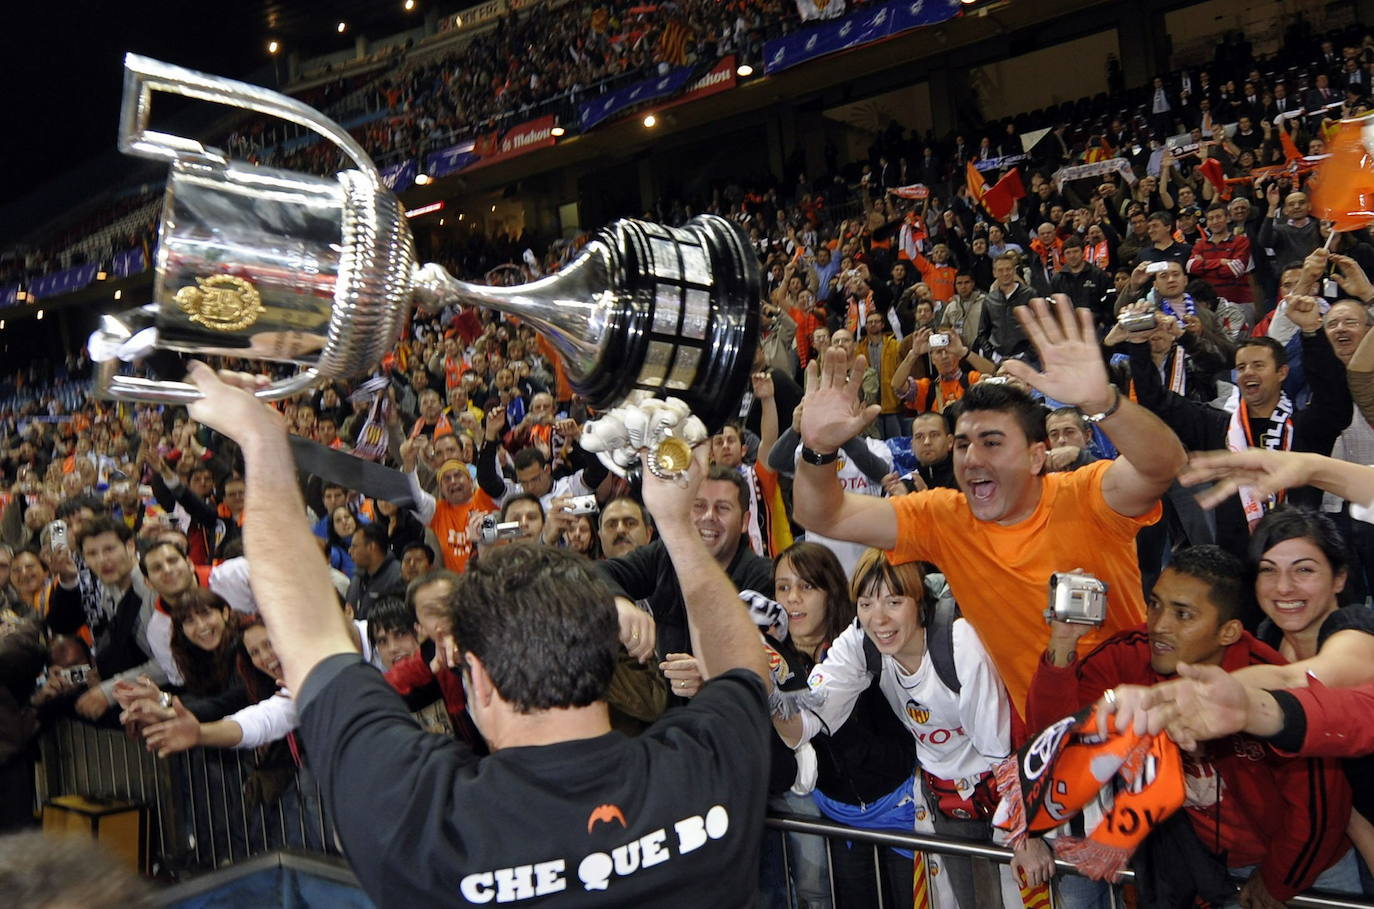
1128, 333, 1352, 557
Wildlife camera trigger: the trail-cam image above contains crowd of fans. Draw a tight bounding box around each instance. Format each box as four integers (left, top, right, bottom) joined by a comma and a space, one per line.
11, 13, 1374, 909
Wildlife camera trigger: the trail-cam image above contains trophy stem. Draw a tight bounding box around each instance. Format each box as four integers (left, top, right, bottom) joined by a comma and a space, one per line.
412, 240, 632, 388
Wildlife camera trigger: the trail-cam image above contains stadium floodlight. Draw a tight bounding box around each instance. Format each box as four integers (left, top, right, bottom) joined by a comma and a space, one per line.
736, 63, 754, 77
551, 125, 565, 137
268, 40, 280, 54
414, 173, 432, 185
337, 22, 347, 33
404, 0, 416, 9
643, 113, 658, 128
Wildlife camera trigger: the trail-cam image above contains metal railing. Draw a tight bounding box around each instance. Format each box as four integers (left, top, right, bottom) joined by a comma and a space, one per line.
765, 814, 1374, 909
39, 717, 340, 876
37, 719, 1374, 907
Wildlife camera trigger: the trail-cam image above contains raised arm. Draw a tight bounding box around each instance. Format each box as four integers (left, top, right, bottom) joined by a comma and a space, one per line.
184, 364, 358, 696
640, 445, 769, 685
794, 348, 897, 548
1003, 296, 1187, 517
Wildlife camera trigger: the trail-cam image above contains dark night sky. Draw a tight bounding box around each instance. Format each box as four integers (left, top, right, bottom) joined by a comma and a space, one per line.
1, 0, 437, 243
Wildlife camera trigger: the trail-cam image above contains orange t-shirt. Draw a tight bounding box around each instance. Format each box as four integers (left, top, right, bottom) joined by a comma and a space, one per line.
884, 459, 1158, 718
429, 489, 498, 573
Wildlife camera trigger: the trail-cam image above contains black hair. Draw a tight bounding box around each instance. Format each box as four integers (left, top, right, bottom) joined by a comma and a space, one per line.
366, 595, 418, 651
56, 494, 106, 521
706, 464, 750, 513
775, 541, 856, 655
1249, 505, 1350, 582
447, 545, 618, 712
1235, 335, 1289, 369
956, 381, 1049, 445
138, 538, 188, 575
402, 541, 435, 566
75, 515, 133, 552
512, 447, 548, 472
501, 492, 545, 522
1165, 545, 1248, 625
354, 521, 390, 554
1147, 210, 1175, 228
1061, 236, 1085, 252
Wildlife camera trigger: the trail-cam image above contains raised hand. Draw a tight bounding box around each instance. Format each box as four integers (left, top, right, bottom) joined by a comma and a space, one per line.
1178, 449, 1317, 510
184, 362, 284, 445
800, 346, 881, 453
1003, 296, 1114, 412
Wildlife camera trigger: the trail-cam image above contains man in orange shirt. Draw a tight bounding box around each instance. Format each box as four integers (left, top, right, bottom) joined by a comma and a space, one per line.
401, 440, 496, 573
793, 297, 1187, 726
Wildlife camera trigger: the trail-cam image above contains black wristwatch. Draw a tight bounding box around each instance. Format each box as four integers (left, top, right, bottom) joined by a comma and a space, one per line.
800, 446, 839, 466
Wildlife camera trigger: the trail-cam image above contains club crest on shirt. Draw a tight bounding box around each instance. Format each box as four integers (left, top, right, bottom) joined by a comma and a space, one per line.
905, 699, 930, 725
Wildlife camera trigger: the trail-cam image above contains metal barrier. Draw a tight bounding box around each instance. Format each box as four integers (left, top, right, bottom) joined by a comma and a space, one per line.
39, 717, 340, 876
765, 814, 1374, 909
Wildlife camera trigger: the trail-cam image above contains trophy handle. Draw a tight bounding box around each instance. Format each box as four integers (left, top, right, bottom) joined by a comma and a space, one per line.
118, 53, 381, 183
90, 315, 324, 404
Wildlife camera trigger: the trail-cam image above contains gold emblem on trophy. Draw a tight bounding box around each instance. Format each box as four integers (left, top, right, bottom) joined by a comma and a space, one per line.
174, 275, 266, 332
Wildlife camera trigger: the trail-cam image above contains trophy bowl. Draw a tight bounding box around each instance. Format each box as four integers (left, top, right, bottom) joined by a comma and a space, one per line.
91, 55, 761, 432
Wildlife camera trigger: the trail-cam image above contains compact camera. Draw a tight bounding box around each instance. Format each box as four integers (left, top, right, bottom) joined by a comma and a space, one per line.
1044, 572, 1109, 626
479, 515, 523, 544
928, 333, 951, 349
46, 519, 69, 553
1145, 260, 1172, 275
59, 664, 91, 686
563, 495, 598, 515
1117, 310, 1158, 333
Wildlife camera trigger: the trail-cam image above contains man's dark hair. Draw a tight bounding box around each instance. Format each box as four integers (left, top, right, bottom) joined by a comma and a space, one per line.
1147, 210, 1175, 228
447, 546, 618, 712
1235, 335, 1289, 369
321, 481, 348, 495
955, 269, 975, 281
406, 568, 462, 610
600, 496, 653, 532
513, 447, 548, 472
1046, 406, 1088, 431
912, 409, 954, 434
1206, 203, 1228, 216
1061, 236, 1085, 252
706, 465, 750, 513
1249, 505, 1350, 584
354, 522, 390, 554
1166, 544, 1248, 625
138, 538, 188, 575
402, 541, 435, 566
366, 595, 418, 650
957, 381, 1049, 445
56, 494, 106, 521
75, 515, 134, 552
0, 831, 152, 909
501, 492, 545, 522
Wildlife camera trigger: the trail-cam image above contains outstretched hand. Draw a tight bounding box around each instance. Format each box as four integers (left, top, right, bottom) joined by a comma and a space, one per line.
1003, 296, 1114, 412
800, 346, 880, 453
1178, 449, 1315, 510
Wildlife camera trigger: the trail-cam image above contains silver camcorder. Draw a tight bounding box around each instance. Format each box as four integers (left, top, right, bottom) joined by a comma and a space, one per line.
479, 516, 523, 544
1044, 572, 1109, 626
1116, 310, 1158, 333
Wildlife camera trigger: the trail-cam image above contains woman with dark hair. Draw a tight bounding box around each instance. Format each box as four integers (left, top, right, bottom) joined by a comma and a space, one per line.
325, 506, 358, 578
561, 513, 600, 559
774, 548, 1045, 908
373, 498, 427, 561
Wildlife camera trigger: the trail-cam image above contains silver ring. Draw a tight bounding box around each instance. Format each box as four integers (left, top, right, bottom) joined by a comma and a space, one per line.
1104, 688, 1118, 708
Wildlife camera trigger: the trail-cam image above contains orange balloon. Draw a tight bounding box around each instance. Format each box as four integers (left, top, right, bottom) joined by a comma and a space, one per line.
1310, 117, 1374, 231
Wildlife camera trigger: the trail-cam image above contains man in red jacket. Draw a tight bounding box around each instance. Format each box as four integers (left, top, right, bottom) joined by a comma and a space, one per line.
1026, 545, 1355, 906
1186, 205, 1255, 308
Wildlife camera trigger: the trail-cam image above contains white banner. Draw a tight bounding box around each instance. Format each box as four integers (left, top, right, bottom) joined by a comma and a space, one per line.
1053, 157, 1137, 191
796, 0, 845, 21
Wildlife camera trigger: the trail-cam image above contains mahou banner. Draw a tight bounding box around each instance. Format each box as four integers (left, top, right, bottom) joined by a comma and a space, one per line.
473, 115, 558, 170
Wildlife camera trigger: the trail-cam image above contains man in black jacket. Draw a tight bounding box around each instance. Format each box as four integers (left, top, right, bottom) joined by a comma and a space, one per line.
1126, 299, 1352, 558
1051, 237, 1113, 329
600, 467, 772, 667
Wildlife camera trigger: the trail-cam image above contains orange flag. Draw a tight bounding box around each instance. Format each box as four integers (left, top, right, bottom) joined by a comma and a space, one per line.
1311, 118, 1374, 231
966, 160, 988, 204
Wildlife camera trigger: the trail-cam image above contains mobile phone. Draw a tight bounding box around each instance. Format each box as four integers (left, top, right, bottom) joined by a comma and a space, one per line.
46, 519, 68, 552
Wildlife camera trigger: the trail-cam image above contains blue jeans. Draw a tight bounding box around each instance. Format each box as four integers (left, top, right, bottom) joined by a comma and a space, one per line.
1056, 873, 1115, 909
767, 791, 833, 909
1226, 849, 1363, 906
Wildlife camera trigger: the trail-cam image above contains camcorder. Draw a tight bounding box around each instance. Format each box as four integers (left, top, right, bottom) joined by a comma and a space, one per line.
479, 515, 523, 544
1117, 310, 1158, 333
1044, 572, 1108, 626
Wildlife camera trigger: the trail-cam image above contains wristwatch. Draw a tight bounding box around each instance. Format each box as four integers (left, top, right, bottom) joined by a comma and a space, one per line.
800, 446, 839, 466
1079, 386, 1123, 424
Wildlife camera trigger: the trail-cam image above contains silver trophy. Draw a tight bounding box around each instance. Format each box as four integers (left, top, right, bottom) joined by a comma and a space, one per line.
90, 55, 761, 431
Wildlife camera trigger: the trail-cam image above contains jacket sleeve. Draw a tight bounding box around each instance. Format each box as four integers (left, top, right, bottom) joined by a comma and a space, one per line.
474, 439, 511, 501
1294, 330, 1354, 457
597, 542, 662, 603
45, 580, 87, 637
162, 474, 220, 528
1274, 680, 1374, 757
382, 649, 436, 696
1259, 754, 1353, 901
1127, 341, 1225, 451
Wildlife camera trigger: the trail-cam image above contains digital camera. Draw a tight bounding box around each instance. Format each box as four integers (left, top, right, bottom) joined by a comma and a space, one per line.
479, 515, 523, 544
1117, 310, 1158, 333
1044, 572, 1108, 626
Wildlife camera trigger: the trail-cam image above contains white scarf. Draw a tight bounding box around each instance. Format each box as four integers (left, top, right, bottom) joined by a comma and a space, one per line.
1225, 389, 1294, 527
